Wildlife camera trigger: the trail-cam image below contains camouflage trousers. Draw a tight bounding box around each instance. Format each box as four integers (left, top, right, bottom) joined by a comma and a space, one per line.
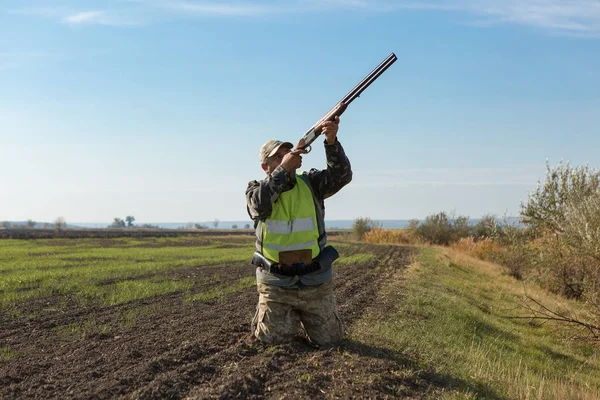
251, 279, 344, 346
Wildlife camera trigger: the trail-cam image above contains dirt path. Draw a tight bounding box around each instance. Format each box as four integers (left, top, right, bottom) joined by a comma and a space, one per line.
0, 243, 444, 399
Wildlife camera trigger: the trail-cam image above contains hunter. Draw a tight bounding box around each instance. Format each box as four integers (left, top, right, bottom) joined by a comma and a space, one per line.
245, 116, 352, 347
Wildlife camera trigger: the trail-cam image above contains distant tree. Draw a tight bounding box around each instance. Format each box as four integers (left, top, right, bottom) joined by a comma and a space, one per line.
352, 217, 379, 240
1, 221, 12, 229
244, 223, 251, 229
42, 223, 49, 229
195, 223, 207, 229
141, 223, 160, 229
54, 217, 66, 231
213, 219, 220, 229
452, 215, 471, 242
109, 218, 126, 228
474, 214, 499, 239
125, 216, 135, 227
26, 219, 36, 228
406, 219, 420, 236
231, 224, 238, 229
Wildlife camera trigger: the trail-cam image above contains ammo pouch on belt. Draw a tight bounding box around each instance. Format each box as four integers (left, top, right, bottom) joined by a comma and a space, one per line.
251, 246, 339, 277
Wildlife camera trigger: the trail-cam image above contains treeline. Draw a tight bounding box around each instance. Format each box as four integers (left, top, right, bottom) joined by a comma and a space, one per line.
1, 217, 67, 230
353, 213, 502, 245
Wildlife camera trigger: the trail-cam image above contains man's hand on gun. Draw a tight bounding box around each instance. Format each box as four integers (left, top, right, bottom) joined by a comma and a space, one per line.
281, 139, 308, 174
321, 116, 340, 145
283, 116, 341, 174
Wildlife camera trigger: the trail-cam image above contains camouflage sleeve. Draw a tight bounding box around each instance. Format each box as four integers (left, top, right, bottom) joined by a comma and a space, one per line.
246, 166, 291, 221
307, 138, 353, 201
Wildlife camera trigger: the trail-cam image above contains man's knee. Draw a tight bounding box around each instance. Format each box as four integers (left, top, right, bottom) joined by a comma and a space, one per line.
254, 324, 292, 344
252, 288, 300, 344
302, 310, 345, 346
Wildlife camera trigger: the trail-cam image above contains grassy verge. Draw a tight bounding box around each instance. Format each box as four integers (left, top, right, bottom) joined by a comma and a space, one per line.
351, 246, 600, 399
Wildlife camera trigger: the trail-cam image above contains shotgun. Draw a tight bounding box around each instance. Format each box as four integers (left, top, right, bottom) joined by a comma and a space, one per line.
297, 52, 397, 153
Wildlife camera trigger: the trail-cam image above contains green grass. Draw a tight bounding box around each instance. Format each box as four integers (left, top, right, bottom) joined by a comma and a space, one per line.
186, 276, 256, 302
0, 237, 255, 309
102, 278, 194, 305
297, 373, 314, 383
55, 319, 114, 340
0, 347, 17, 362
351, 246, 600, 399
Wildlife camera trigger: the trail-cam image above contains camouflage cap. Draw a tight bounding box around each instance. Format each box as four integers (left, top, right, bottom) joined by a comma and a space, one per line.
259, 140, 293, 163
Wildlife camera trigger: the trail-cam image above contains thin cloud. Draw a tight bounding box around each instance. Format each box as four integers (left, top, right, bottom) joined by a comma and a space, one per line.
63, 11, 105, 24
10, 5, 145, 27
394, 0, 600, 37
161, 1, 276, 16
9, 0, 600, 36
62, 10, 144, 26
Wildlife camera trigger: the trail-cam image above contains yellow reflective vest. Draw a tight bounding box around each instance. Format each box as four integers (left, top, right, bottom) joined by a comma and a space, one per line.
260, 174, 324, 262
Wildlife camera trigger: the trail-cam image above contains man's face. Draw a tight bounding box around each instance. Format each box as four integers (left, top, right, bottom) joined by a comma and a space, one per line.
262, 145, 291, 174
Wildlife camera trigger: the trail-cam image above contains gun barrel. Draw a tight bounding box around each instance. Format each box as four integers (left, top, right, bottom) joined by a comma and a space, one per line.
341, 53, 397, 105
298, 52, 397, 153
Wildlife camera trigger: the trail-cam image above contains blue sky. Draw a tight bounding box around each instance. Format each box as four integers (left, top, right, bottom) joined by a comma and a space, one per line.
1, 0, 599, 223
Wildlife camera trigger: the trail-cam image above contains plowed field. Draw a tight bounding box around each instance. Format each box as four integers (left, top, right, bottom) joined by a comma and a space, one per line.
0, 236, 433, 399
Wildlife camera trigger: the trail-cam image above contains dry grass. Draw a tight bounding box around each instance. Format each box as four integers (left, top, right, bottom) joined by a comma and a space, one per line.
450, 237, 505, 261
363, 228, 420, 245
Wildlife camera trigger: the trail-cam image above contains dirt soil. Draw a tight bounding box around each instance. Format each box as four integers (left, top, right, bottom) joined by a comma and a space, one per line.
0, 241, 448, 399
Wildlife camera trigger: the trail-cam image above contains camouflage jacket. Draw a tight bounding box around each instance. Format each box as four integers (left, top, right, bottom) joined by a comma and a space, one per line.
246, 138, 352, 287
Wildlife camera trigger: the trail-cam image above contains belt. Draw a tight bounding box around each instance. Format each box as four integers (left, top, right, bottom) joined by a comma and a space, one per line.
263, 262, 322, 276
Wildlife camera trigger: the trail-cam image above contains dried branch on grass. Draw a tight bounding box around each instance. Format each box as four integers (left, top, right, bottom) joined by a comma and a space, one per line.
508, 294, 600, 340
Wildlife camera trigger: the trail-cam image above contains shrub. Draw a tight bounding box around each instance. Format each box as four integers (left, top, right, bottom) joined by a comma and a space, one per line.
521, 162, 600, 299
109, 218, 126, 228
522, 161, 600, 235
474, 214, 500, 239
352, 217, 379, 240
415, 212, 473, 245
54, 217, 66, 231
417, 212, 453, 245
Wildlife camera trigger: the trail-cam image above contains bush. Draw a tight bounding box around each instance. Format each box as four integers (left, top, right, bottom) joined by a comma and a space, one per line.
474, 214, 500, 239
141, 223, 160, 229
415, 212, 473, 245
54, 217, 66, 231
416, 212, 453, 245
109, 218, 126, 228
521, 162, 600, 299
522, 161, 600, 235
352, 217, 379, 240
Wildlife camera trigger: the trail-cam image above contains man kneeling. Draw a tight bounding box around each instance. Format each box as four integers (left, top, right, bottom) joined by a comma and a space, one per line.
245, 116, 352, 347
